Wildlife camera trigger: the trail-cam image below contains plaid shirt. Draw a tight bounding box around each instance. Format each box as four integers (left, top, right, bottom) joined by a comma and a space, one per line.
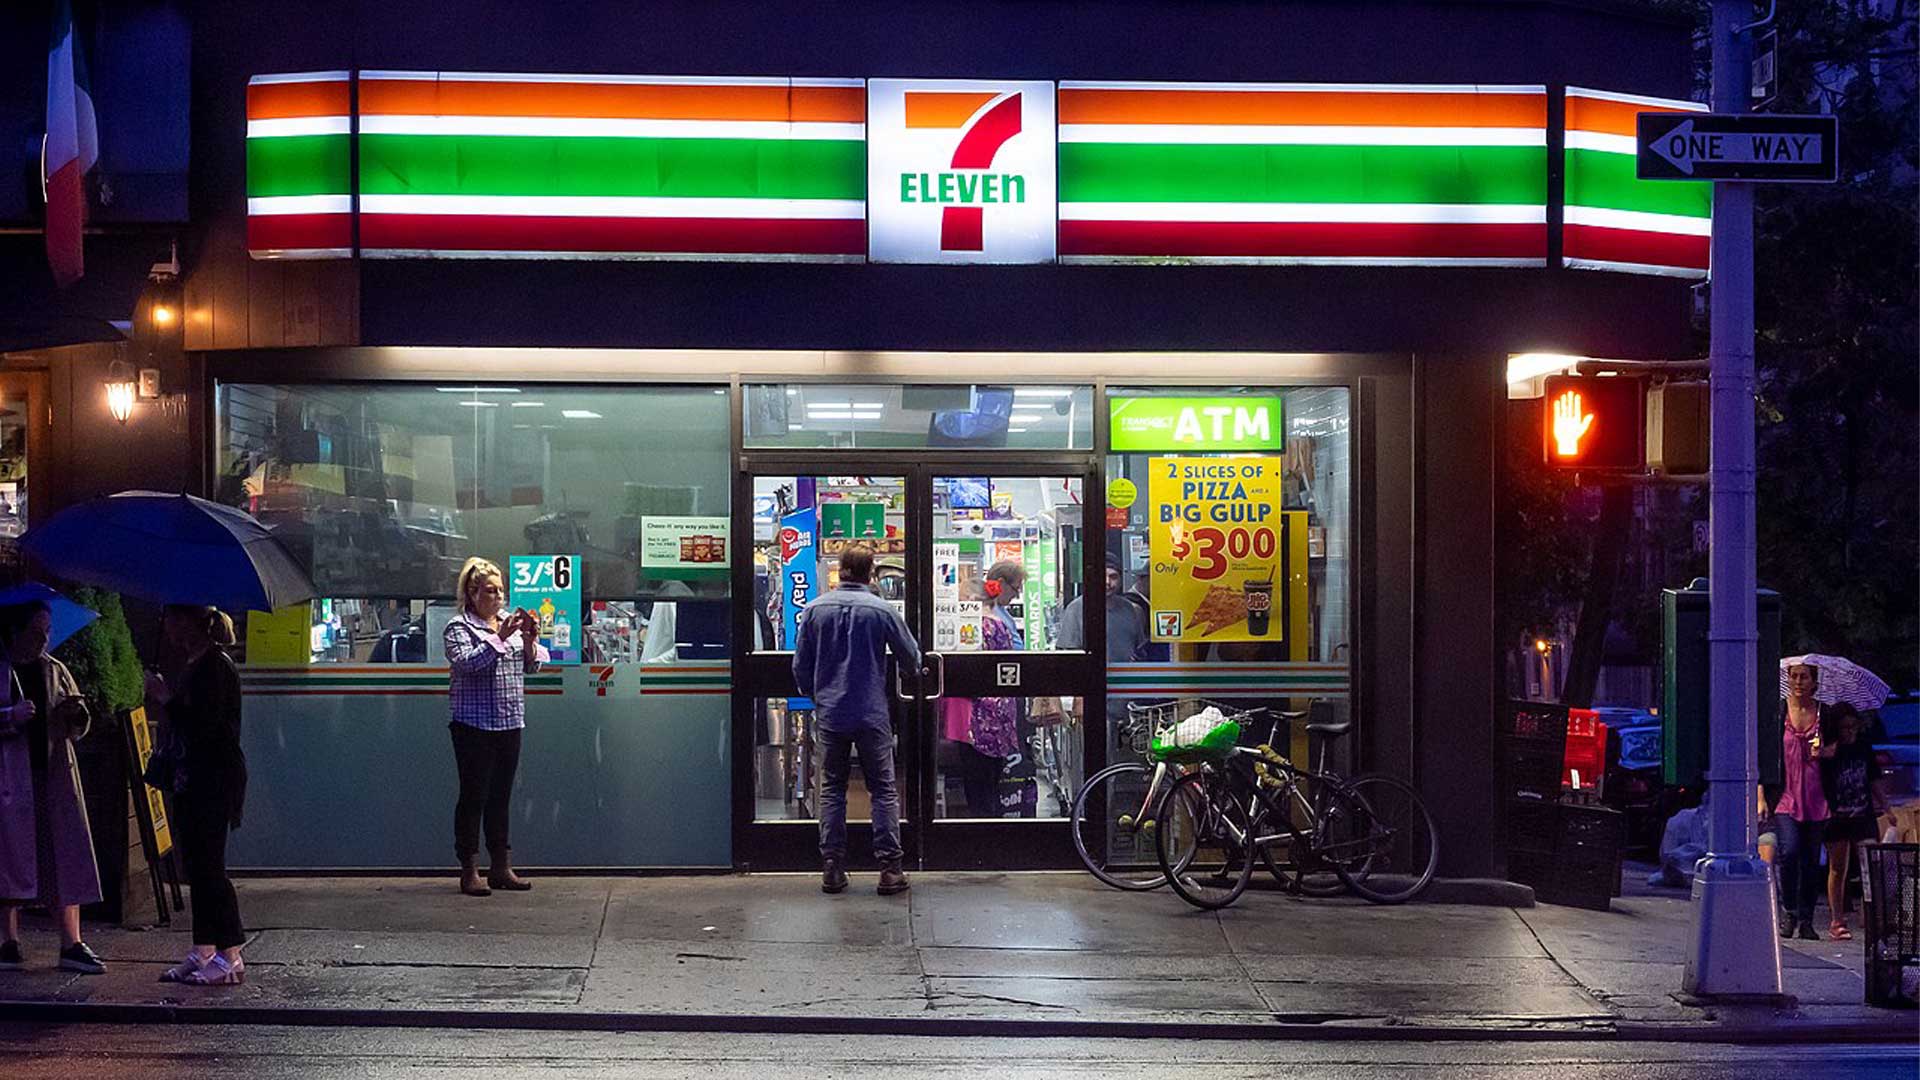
445, 610, 547, 731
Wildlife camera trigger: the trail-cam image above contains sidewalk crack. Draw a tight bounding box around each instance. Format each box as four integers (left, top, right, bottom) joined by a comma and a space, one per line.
908, 885, 934, 1011
1220, 910, 1278, 1014
577, 879, 613, 1006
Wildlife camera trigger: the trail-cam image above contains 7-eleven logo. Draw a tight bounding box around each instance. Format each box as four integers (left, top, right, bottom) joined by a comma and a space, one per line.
868, 79, 1056, 264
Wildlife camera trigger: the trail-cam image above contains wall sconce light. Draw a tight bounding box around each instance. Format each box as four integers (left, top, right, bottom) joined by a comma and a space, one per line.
105, 359, 137, 424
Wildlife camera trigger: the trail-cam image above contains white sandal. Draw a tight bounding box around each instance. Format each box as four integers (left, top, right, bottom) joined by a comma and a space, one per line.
181, 953, 244, 986
158, 951, 206, 983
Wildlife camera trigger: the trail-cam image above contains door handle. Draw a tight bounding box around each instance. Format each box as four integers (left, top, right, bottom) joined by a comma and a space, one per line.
893, 651, 945, 701
923, 652, 945, 702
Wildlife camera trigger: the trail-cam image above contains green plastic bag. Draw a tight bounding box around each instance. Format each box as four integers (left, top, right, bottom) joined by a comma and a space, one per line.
1149, 718, 1242, 763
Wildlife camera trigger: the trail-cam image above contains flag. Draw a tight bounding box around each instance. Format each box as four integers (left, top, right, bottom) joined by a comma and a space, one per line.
44, 0, 99, 287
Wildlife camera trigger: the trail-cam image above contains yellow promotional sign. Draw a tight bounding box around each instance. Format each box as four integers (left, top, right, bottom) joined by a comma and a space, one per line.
126, 707, 172, 856
1147, 456, 1283, 642
245, 602, 312, 666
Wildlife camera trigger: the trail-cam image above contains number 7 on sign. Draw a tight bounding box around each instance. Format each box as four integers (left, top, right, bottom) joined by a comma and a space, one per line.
1551, 389, 1595, 459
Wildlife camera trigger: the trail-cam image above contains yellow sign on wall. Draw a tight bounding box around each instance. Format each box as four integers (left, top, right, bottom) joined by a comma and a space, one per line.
245, 602, 312, 666
1147, 456, 1284, 642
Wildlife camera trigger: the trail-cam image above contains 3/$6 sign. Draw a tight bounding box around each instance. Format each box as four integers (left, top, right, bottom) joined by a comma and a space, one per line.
868, 79, 1058, 264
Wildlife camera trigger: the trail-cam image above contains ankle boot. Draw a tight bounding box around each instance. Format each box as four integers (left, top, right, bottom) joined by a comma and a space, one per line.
877, 860, 910, 896
459, 858, 491, 897
488, 849, 533, 891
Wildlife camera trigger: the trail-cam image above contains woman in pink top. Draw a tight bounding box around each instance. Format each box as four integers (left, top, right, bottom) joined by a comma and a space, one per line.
1774, 663, 1832, 941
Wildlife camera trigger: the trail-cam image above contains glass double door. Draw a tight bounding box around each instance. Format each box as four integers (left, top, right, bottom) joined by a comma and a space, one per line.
734, 459, 1100, 869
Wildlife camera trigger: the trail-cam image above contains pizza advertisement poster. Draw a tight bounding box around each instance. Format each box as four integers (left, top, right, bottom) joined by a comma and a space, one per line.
1147, 456, 1284, 643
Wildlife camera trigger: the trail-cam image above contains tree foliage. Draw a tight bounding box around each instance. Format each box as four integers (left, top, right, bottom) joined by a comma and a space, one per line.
52, 586, 145, 732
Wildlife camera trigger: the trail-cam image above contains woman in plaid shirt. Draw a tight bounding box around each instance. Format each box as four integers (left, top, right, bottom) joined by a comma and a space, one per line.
445, 558, 546, 897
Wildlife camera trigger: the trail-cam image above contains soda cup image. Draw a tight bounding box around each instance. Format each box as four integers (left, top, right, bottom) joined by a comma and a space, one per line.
1243, 578, 1274, 636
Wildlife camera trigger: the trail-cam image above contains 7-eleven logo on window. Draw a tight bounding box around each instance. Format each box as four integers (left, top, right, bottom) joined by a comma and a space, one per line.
868, 79, 1056, 264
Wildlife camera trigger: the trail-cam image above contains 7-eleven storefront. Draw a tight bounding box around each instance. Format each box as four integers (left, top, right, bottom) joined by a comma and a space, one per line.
187, 3, 1704, 876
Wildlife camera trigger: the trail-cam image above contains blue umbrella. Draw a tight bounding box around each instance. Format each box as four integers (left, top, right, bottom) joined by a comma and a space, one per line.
21, 491, 316, 613
0, 582, 99, 650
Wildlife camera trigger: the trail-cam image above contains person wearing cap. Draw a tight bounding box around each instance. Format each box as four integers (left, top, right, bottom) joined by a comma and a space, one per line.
1057, 552, 1151, 727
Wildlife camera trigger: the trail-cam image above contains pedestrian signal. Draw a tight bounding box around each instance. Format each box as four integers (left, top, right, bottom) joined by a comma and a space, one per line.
1541, 375, 1644, 470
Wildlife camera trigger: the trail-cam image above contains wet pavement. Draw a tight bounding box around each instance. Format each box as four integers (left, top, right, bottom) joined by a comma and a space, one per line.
0, 871, 1906, 1039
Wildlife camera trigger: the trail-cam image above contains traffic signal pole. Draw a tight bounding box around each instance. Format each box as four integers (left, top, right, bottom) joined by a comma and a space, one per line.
1683, 0, 1784, 998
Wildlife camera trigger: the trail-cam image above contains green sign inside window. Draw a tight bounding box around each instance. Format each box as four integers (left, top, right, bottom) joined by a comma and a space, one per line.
1109, 396, 1284, 452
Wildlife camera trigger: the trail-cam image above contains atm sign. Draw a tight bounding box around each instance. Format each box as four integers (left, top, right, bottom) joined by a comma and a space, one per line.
1109, 396, 1284, 452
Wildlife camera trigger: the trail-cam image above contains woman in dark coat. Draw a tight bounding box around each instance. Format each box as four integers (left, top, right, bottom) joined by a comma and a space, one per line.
0, 601, 105, 974
144, 605, 248, 985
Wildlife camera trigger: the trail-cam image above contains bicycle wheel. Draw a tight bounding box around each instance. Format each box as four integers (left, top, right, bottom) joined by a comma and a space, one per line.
1255, 777, 1350, 897
1155, 768, 1255, 910
1071, 762, 1173, 890
1340, 775, 1439, 904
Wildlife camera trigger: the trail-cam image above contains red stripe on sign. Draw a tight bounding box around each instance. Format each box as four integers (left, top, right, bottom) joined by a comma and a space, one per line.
248, 213, 352, 252
941, 206, 984, 250
1059, 220, 1546, 259
360, 214, 867, 256
1562, 223, 1709, 270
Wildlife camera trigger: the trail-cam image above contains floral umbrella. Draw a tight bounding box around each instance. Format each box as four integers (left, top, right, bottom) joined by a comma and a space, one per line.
1778, 654, 1893, 712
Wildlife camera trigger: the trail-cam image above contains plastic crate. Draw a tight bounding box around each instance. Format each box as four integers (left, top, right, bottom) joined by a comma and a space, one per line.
1509, 737, 1568, 801
1508, 847, 1617, 911
1861, 842, 1918, 1007
1507, 798, 1560, 855
1558, 804, 1626, 855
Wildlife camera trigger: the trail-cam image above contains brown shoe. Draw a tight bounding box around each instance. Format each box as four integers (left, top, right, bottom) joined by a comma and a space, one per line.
460, 859, 491, 897
821, 859, 848, 894
487, 850, 533, 892
877, 860, 910, 896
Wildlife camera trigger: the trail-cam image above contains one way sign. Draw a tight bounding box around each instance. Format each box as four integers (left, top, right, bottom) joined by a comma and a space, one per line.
1637, 113, 1838, 183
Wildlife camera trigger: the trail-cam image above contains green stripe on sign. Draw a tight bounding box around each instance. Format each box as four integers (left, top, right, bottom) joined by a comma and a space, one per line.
360, 135, 867, 200
1059, 143, 1546, 205
1566, 148, 1712, 218
247, 135, 351, 197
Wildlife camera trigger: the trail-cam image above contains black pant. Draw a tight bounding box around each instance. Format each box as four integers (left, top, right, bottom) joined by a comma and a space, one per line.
450, 723, 522, 863
175, 792, 245, 949
956, 743, 1004, 818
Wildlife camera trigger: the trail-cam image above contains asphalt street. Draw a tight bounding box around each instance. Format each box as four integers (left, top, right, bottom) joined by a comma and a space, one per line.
1, 1025, 1914, 1079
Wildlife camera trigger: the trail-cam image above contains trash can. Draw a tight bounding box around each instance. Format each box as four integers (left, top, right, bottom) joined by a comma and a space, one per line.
1860, 842, 1919, 1007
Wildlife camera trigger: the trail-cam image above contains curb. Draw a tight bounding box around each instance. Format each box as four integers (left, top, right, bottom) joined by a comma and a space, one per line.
2, 1001, 1913, 1044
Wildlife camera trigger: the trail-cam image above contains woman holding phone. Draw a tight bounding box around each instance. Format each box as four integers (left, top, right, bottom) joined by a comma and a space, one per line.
445, 558, 546, 897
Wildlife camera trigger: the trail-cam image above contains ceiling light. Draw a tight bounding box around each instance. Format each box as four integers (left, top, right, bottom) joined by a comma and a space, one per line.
1012, 387, 1073, 398
510, 401, 545, 408
851, 401, 885, 409
561, 409, 602, 419
1009, 413, 1044, 423
458, 401, 499, 408
806, 402, 852, 411
436, 386, 520, 394
1007, 427, 1030, 434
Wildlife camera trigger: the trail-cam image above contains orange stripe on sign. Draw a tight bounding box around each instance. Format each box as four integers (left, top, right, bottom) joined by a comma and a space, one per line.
359, 79, 865, 123
248, 79, 351, 120
1567, 93, 1694, 137
904, 91, 999, 128
1058, 88, 1545, 128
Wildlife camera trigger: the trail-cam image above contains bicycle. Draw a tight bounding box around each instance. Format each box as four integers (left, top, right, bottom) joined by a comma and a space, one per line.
1153, 718, 1439, 910
1071, 699, 1295, 891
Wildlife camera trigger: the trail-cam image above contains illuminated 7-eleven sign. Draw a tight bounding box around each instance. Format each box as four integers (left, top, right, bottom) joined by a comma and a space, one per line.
868, 79, 1057, 264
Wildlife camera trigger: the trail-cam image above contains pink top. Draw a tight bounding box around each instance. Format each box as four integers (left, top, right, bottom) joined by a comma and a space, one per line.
1775, 712, 1829, 822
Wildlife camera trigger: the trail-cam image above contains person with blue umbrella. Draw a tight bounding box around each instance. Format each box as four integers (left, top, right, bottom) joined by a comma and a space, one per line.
0, 597, 106, 976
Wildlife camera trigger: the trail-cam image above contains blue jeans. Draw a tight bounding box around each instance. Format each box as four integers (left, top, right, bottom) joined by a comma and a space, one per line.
1775, 815, 1826, 924
816, 723, 903, 864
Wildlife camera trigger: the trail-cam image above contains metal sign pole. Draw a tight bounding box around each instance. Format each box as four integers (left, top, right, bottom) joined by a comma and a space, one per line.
1684, 0, 1784, 998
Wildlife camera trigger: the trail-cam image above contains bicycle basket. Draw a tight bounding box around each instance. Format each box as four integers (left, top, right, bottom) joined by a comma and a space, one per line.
1149, 707, 1243, 763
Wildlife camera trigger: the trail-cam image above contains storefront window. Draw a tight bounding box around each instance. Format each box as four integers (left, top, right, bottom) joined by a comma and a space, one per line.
744, 383, 1092, 450
215, 382, 732, 660
1103, 386, 1353, 772
0, 386, 28, 538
